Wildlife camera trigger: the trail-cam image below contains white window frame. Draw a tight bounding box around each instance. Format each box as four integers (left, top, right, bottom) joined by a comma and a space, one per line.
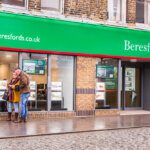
136, 0, 150, 29
1, 0, 28, 11
41, 0, 64, 14
107, 0, 126, 24
145, 0, 150, 24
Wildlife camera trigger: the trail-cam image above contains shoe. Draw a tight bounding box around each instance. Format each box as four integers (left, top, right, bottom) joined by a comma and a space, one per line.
18, 117, 23, 123
23, 118, 27, 122
7, 112, 12, 121
13, 113, 19, 123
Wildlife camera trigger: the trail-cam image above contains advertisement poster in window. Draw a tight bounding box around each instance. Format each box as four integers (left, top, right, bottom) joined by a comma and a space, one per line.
96, 82, 105, 91
29, 81, 36, 90
51, 92, 62, 101
95, 92, 105, 100
28, 92, 36, 101
0, 91, 5, 101
23, 60, 45, 75
105, 79, 117, 90
51, 82, 62, 91
125, 68, 135, 91
0, 80, 7, 90
96, 65, 114, 78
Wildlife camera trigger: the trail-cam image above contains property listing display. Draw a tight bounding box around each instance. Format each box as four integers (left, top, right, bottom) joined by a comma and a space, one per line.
95, 64, 118, 108
95, 82, 106, 101
125, 68, 135, 91
22, 60, 45, 75
51, 82, 62, 101
0, 80, 7, 101
29, 81, 37, 101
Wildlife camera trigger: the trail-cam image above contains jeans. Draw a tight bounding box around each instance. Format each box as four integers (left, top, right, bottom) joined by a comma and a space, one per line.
7, 102, 19, 113
20, 93, 30, 119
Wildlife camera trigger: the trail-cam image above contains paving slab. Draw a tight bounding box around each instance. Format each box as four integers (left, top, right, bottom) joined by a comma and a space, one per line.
0, 114, 150, 138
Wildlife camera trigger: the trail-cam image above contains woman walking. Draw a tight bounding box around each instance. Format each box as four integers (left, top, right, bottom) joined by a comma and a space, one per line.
7, 72, 20, 123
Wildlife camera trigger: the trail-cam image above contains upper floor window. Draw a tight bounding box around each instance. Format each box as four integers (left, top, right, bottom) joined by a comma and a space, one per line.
1, 0, 26, 7
41, 0, 63, 13
108, 0, 126, 23
136, 0, 150, 24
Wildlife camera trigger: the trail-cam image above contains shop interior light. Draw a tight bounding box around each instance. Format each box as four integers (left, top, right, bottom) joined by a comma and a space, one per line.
6, 55, 12, 58
130, 59, 137, 62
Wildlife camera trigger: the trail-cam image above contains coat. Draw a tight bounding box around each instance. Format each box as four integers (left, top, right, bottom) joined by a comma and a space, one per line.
20, 71, 30, 94
11, 80, 20, 103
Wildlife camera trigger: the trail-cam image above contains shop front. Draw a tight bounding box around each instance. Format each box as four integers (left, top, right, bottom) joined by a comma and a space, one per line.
0, 12, 150, 117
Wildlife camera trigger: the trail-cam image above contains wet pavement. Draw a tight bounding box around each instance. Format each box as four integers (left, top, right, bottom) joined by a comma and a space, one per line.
0, 114, 150, 138
1, 127, 150, 150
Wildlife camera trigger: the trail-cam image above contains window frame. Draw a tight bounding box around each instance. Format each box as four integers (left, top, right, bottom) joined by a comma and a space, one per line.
136, 0, 150, 27
40, 0, 64, 14
1, 0, 28, 10
145, 0, 150, 24
107, 0, 127, 24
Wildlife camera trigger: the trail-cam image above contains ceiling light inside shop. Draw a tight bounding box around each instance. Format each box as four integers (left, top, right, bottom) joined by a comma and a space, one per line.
6, 55, 12, 58
130, 59, 137, 62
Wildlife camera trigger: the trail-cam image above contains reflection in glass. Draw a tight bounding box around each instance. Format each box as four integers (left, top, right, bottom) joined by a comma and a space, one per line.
0, 51, 18, 112
22, 53, 47, 111
95, 58, 118, 109
51, 55, 74, 111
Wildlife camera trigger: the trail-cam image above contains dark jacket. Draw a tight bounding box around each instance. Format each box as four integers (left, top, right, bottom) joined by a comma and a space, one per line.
20, 71, 30, 94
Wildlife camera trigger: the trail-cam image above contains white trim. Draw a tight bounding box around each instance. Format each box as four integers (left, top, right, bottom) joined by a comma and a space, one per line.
136, 0, 150, 25
135, 23, 150, 30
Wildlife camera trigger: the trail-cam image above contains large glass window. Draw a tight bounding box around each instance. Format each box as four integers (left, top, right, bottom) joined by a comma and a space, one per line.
51, 55, 74, 111
0, 51, 18, 112
1, 0, 26, 7
41, 0, 63, 12
108, 0, 126, 22
21, 53, 48, 111
95, 58, 118, 109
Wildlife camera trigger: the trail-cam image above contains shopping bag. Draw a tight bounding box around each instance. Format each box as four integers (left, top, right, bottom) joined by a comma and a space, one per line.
2, 90, 9, 101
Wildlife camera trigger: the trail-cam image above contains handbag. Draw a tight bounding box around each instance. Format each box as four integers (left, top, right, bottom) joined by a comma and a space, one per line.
2, 90, 9, 101
15, 85, 20, 92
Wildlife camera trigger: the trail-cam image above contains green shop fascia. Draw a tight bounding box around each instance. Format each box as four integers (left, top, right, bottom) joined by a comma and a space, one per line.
0, 11, 150, 60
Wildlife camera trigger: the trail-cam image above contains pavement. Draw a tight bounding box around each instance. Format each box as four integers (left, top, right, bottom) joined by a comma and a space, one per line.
1, 114, 150, 139
0, 127, 150, 150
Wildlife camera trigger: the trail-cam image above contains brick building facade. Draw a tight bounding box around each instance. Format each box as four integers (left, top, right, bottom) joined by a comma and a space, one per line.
0, 0, 149, 119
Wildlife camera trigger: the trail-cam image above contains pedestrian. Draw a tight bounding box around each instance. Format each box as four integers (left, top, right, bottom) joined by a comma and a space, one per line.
15, 69, 30, 122
7, 72, 20, 123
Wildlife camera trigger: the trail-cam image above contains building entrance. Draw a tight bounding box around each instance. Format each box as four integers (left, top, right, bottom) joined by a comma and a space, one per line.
121, 61, 142, 110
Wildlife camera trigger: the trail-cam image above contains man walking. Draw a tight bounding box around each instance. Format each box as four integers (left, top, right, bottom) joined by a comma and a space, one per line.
15, 69, 30, 122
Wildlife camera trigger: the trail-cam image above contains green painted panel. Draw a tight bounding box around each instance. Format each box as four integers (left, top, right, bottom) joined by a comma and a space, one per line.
0, 12, 150, 58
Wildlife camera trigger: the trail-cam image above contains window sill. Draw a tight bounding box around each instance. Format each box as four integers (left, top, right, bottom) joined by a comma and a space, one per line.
27, 9, 64, 19
106, 20, 127, 27
135, 23, 150, 30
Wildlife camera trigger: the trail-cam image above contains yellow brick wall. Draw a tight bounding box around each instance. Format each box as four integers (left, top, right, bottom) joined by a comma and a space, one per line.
64, 0, 108, 21
126, 0, 136, 24
76, 56, 97, 111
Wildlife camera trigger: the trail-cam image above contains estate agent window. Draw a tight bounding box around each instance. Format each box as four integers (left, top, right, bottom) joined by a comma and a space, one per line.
95, 58, 118, 109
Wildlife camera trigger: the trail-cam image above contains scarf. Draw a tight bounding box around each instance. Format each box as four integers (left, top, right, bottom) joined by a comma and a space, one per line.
8, 77, 20, 102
